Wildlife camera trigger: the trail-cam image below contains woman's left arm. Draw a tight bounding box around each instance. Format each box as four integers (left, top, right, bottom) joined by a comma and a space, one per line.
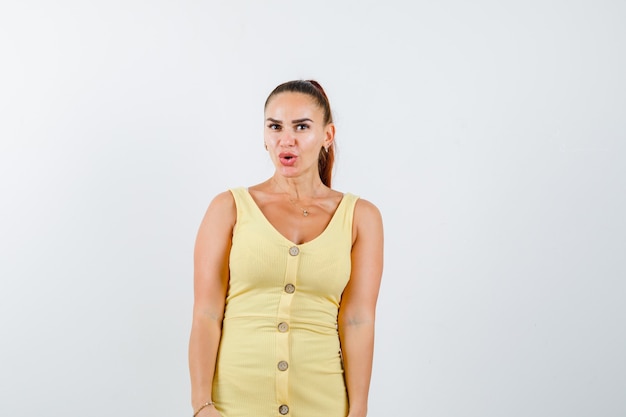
338, 199, 384, 417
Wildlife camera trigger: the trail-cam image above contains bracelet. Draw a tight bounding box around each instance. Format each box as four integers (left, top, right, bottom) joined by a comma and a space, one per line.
193, 400, 215, 417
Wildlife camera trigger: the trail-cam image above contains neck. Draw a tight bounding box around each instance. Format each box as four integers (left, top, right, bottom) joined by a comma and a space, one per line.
271, 174, 325, 201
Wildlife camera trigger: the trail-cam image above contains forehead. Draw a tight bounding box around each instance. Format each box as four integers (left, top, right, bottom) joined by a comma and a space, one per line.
265, 92, 322, 118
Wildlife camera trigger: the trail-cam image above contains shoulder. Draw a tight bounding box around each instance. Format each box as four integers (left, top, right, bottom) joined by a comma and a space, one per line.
210, 190, 236, 211
200, 190, 237, 229
354, 198, 382, 223
194, 191, 237, 265
352, 197, 383, 243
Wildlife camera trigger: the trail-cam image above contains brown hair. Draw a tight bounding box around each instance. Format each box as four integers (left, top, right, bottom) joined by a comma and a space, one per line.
264, 80, 335, 187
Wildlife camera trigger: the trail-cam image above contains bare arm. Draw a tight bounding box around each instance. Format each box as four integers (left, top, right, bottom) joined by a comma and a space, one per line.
188, 191, 236, 416
338, 199, 384, 417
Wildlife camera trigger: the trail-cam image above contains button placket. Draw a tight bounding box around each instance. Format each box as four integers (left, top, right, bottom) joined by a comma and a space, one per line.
275, 245, 300, 412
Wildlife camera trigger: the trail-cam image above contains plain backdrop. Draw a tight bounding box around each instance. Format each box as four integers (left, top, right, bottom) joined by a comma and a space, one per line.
1, 1, 625, 416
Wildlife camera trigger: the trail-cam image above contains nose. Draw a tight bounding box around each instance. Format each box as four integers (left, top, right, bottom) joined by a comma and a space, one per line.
278, 131, 296, 147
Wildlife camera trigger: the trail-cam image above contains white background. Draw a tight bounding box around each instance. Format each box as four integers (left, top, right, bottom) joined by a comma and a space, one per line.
1, 1, 625, 416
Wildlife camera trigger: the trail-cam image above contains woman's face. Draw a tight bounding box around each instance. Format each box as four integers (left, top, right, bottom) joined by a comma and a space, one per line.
264, 92, 334, 180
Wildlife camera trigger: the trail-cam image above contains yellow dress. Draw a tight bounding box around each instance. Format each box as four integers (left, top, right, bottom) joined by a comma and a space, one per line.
213, 187, 358, 417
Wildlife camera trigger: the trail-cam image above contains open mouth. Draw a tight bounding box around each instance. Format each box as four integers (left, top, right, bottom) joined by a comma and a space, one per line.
279, 153, 297, 165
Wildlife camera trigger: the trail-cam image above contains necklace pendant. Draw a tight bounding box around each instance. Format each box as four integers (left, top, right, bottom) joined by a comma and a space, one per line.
303, 210, 309, 217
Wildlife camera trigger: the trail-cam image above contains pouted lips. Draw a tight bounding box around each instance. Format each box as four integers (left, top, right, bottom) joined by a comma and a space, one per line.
279, 152, 298, 167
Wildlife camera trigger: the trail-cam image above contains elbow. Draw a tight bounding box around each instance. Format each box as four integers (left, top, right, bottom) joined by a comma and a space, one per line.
191, 307, 224, 328
338, 310, 376, 329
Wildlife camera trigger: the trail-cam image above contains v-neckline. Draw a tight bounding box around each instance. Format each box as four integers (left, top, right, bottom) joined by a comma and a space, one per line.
244, 188, 346, 247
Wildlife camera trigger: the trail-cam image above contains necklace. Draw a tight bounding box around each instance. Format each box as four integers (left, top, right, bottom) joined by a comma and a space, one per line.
272, 179, 313, 217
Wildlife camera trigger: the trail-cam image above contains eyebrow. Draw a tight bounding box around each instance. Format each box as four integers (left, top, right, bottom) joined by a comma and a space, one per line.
265, 117, 314, 124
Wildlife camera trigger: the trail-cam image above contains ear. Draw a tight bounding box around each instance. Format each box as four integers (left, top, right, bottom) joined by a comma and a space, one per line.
323, 123, 335, 149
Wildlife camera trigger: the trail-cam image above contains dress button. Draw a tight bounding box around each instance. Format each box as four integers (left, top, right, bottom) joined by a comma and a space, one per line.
279, 404, 289, 415
288, 246, 299, 256
278, 322, 289, 332
277, 360, 289, 371
284, 284, 295, 294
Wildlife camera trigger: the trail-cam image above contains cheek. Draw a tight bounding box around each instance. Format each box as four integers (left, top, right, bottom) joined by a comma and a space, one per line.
264, 132, 278, 144
306, 131, 325, 147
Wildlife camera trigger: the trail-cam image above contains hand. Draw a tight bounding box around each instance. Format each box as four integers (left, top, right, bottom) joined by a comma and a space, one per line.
196, 404, 222, 417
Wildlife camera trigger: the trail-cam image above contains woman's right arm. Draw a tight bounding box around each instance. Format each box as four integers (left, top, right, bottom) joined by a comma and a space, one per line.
189, 191, 236, 417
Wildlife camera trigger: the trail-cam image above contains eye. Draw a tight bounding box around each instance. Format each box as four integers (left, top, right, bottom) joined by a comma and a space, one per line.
267, 123, 281, 130
295, 123, 310, 131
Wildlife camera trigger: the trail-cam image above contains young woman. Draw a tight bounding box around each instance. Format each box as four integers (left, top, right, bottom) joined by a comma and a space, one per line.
189, 80, 384, 417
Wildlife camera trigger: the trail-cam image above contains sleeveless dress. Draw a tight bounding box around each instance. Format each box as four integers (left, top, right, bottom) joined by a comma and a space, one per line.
212, 187, 359, 417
